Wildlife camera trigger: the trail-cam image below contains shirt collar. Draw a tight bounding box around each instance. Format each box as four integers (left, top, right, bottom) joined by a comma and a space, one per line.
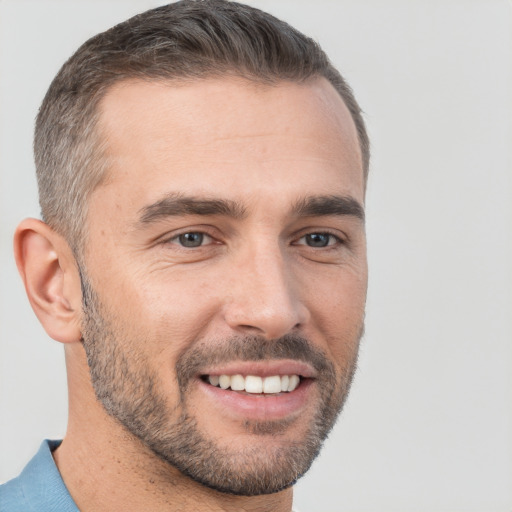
18, 439, 79, 512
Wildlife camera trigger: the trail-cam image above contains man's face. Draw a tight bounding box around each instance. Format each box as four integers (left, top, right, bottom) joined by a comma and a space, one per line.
80, 77, 367, 495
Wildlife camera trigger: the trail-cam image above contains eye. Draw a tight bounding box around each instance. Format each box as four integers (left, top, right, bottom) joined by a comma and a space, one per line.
170, 232, 213, 248
296, 233, 340, 248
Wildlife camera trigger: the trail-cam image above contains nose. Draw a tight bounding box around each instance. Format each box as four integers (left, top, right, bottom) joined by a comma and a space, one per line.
222, 244, 310, 340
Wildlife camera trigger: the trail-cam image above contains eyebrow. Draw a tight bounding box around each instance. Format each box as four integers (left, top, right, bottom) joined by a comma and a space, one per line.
138, 193, 247, 224
138, 192, 364, 226
293, 195, 365, 222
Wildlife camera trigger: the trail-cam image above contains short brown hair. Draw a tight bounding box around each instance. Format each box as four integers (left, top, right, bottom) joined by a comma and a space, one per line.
34, 0, 369, 251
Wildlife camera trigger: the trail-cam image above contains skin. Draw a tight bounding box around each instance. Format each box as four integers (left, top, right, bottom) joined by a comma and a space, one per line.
14, 76, 367, 512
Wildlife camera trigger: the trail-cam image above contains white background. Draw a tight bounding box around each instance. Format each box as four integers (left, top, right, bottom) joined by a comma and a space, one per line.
1, 1, 511, 511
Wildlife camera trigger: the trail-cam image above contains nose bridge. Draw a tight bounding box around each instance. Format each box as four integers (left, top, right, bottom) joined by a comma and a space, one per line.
223, 238, 307, 339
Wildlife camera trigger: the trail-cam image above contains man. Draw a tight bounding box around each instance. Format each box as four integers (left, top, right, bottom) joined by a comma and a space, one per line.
0, 0, 369, 510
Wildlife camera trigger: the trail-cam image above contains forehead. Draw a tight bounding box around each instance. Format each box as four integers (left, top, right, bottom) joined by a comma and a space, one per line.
94, 76, 364, 210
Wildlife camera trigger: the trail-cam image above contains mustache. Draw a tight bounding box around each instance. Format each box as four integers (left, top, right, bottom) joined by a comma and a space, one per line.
175, 333, 335, 389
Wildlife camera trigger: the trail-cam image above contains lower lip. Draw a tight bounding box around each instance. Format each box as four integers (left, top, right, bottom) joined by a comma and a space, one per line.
197, 378, 314, 421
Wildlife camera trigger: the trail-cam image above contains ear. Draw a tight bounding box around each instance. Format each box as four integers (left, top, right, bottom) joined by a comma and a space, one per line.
14, 218, 83, 344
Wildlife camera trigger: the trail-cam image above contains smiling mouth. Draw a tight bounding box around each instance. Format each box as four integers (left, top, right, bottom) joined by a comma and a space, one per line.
201, 374, 303, 395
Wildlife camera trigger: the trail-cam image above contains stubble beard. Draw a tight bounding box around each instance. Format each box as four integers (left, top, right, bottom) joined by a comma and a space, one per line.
80, 272, 362, 496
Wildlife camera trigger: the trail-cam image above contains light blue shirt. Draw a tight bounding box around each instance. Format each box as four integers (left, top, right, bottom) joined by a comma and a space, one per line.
0, 440, 79, 511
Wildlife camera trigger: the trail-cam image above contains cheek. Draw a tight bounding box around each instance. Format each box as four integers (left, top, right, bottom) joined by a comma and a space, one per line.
117, 275, 223, 357
316, 304, 364, 366
305, 267, 367, 363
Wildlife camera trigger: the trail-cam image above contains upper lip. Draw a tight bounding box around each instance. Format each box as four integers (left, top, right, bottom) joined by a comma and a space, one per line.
198, 359, 317, 379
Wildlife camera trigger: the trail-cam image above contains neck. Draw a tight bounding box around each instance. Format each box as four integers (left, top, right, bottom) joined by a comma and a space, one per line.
56, 347, 293, 512
54, 417, 294, 512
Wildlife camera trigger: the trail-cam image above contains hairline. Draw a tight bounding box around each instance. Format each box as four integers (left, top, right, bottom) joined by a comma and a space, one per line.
71, 71, 368, 258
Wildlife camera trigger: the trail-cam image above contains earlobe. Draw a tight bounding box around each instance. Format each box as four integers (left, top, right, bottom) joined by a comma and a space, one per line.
14, 218, 82, 344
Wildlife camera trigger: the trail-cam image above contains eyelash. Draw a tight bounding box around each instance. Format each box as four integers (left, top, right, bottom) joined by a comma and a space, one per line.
167, 231, 216, 248
294, 232, 344, 248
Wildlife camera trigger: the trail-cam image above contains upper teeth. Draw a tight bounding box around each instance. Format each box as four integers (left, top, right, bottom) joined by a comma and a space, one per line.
208, 374, 300, 394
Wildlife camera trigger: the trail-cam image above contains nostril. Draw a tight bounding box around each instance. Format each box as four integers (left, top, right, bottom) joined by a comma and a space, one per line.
238, 324, 263, 332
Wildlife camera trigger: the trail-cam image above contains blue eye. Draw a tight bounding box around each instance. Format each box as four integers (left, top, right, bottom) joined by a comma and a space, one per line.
173, 232, 210, 248
299, 233, 339, 247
